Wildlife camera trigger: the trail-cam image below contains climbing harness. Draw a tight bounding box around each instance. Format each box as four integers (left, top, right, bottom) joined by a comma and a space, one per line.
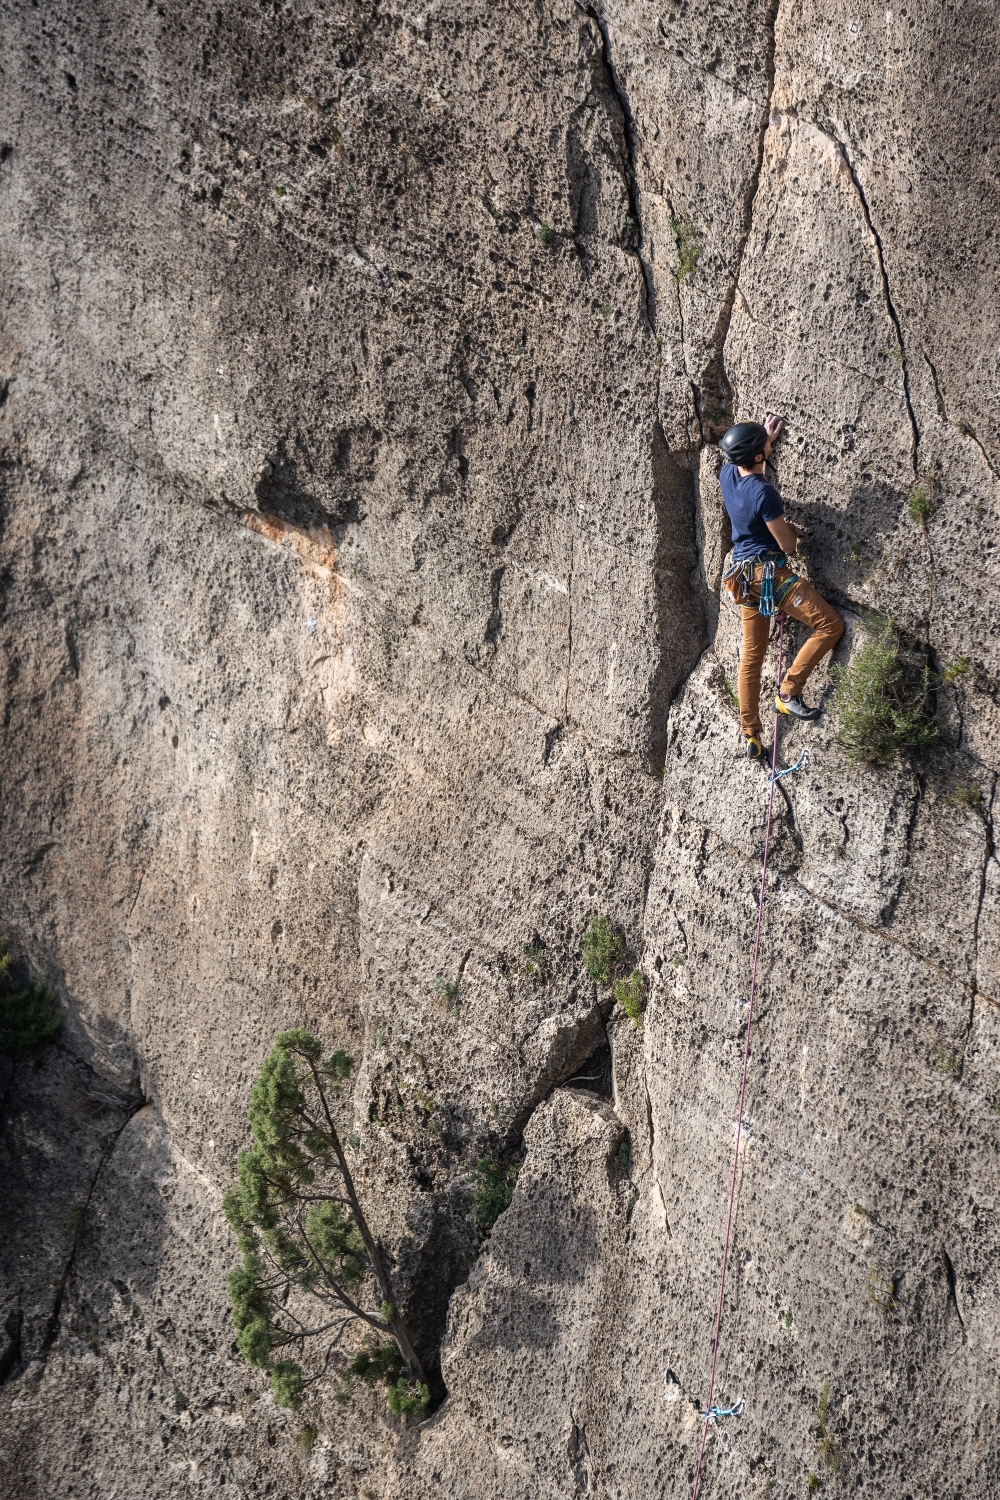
689, 613, 788, 1500
768, 749, 810, 784
722, 552, 798, 617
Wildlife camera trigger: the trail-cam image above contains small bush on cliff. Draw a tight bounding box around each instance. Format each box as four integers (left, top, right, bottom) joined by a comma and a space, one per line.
613, 970, 647, 1028
223, 1029, 429, 1418
582, 915, 624, 986
831, 618, 937, 766
669, 213, 700, 281
472, 1157, 519, 1230
0, 938, 61, 1054
906, 482, 933, 528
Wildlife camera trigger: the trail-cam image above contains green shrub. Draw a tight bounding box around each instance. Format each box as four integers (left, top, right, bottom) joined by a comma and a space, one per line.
522, 936, 546, 975
831, 618, 937, 765
669, 213, 700, 281
867, 1266, 899, 1313
613, 970, 646, 1028
0, 938, 61, 1054
582, 915, 624, 986
472, 1158, 519, 1230
334, 1337, 429, 1416
386, 1374, 431, 1416
906, 482, 933, 527
537, 220, 554, 247
940, 655, 969, 683
223, 1029, 428, 1416
945, 780, 982, 809
814, 1376, 844, 1472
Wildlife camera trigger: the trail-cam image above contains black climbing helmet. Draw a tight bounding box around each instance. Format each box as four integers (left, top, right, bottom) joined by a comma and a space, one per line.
720, 421, 769, 467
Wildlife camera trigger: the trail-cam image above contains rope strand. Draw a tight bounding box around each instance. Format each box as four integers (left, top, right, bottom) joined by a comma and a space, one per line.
689, 612, 786, 1500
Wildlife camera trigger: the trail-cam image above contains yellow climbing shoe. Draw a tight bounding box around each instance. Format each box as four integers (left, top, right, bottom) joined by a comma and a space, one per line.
775, 692, 822, 722
745, 734, 765, 762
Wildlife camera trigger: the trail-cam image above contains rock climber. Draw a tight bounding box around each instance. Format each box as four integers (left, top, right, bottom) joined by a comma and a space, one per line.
719, 415, 845, 762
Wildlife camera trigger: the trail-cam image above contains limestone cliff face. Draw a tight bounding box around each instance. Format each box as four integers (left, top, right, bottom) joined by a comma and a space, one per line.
0, 1, 997, 1495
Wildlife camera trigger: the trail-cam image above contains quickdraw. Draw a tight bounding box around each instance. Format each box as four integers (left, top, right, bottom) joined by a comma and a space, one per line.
768, 749, 810, 784
701, 1399, 744, 1421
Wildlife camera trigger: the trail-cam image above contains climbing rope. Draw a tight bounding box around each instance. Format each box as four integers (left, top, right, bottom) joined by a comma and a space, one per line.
689, 612, 787, 1500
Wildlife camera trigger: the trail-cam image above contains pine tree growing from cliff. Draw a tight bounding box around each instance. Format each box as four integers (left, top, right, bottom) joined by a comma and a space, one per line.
223, 1028, 429, 1417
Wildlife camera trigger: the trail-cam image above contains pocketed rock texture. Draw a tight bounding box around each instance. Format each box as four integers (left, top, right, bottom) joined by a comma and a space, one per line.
0, 1, 998, 1496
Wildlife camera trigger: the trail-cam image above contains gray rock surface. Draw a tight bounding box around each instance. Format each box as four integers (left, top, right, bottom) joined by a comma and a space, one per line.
1, 0, 998, 1495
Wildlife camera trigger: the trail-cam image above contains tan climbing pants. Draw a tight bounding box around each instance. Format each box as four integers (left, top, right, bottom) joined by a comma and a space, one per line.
730, 566, 844, 738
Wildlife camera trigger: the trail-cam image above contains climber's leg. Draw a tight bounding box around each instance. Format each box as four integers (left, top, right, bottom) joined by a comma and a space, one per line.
738, 605, 771, 738
777, 580, 845, 699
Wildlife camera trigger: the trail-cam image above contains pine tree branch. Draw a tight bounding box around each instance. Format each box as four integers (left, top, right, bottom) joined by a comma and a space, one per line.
303, 1055, 428, 1385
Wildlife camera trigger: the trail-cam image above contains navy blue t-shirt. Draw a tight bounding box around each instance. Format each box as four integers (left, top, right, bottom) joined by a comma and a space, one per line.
719, 466, 784, 562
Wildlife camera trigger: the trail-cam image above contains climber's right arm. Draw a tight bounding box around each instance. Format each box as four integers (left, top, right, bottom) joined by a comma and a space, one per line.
766, 515, 802, 555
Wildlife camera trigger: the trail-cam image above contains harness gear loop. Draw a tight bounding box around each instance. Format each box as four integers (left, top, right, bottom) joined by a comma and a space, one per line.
689, 612, 787, 1500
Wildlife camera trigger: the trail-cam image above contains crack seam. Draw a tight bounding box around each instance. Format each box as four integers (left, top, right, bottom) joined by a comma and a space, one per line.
38, 1090, 145, 1364
584, 5, 656, 334
971, 772, 998, 1012
815, 123, 920, 475
665, 802, 987, 1001
697, 0, 780, 432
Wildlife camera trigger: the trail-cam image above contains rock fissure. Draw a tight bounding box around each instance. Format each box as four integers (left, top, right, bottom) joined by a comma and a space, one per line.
923, 350, 1000, 486
878, 773, 924, 929
700, 0, 780, 428
564, 528, 575, 722
39, 1085, 145, 1367
585, 5, 657, 333
972, 771, 997, 984
665, 800, 984, 999
817, 123, 921, 474
942, 1246, 965, 1330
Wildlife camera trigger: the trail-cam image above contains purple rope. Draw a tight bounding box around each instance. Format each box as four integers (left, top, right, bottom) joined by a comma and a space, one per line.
689, 612, 786, 1500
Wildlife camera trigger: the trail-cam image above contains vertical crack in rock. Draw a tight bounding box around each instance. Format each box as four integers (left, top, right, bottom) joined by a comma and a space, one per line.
0, 1307, 22, 1384
585, 6, 657, 335
820, 126, 920, 475
880, 773, 924, 928
38, 1094, 145, 1364
972, 772, 998, 1000
923, 350, 948, 420
565, 531, 575, 721
648, 431, 708, 767
484, 564, 505, 649
942, 1247, 965, 1329
924, 351, 1000, 484
818, 122, 934, 626
701, 0, 780, 427
642, 1059, 656, 1166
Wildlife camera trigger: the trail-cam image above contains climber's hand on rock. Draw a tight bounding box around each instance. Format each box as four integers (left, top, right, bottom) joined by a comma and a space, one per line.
763, 411, 784, 443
